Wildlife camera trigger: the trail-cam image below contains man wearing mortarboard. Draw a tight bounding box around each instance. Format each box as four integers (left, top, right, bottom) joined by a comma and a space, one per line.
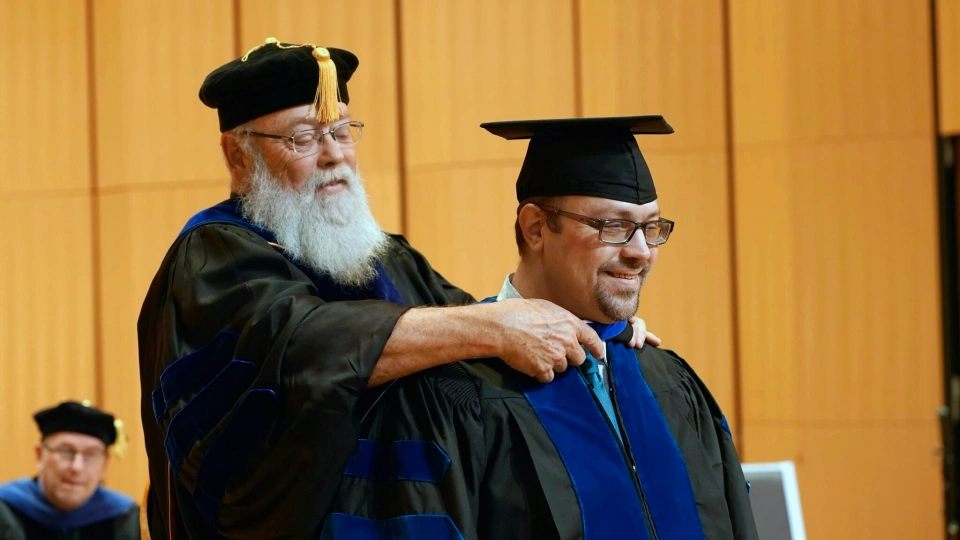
320, 117, 759, 539
138, 39, 658, 539
0, 401, 140, 539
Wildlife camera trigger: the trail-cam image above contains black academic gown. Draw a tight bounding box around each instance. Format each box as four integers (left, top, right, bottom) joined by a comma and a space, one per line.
322, 336, 758, 540
0, 478, 140, 540
138, 200, 473, 539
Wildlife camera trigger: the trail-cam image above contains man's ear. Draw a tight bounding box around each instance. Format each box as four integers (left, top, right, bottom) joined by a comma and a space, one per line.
221, 132, 249, 176
518, 203, 547, 253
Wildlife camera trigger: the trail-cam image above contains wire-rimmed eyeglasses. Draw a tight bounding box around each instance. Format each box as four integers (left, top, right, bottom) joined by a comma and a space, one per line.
539, 205, 675, 246
245, 121, 364, 154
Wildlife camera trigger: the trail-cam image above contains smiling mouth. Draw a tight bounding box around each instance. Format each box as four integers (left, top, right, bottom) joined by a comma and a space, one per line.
604, 271, 639, 281
317, 179, 346, 193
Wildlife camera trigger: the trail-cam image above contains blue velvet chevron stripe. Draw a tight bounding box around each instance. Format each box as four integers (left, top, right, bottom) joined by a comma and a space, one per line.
319, 513, 464, 540
343, 439, 450, 483
178, 199, 405, 305
165, 360, 258, 475
193, 389, 279, 528
152, 330, 240, 422
521, 368, 650, 539
609, 340, 705, 540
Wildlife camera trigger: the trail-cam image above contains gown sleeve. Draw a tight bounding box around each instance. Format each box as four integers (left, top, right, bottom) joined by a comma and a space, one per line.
320, 362, 487, 539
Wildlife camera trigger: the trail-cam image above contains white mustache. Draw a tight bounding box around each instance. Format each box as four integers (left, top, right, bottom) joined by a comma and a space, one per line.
304, 165, 353, 191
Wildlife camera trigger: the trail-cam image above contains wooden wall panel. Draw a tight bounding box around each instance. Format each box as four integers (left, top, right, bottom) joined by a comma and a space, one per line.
0, 0, 91, 193
92, 0, 236, 496
92, 0, 232, 189
729, 1, 943, 537
938, 0, 960, 135
731, 1, 932, 145
96, 187, 226, 497
578, 0, 736, 416
239, 0, 403, 233
400, 0, 577, 297
746, 424, 941, 539
0, 1, 97, 486
735, 140, 942, 425
579, 0, 727, 151
0, 197, 97, 484
402, 165, 521, 290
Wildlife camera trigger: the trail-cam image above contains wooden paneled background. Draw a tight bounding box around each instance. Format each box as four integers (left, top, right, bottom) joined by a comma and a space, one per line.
0, 1, 954, 538
730, 1, 943, 537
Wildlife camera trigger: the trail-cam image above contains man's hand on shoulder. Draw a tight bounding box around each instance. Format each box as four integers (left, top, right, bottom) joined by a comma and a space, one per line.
485, 298, 604, 384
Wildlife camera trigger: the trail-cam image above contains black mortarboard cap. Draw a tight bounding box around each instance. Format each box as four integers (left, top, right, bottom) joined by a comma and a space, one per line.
480, 116, 673, 205
200, 37, 360, 132
34, 401, 118, 447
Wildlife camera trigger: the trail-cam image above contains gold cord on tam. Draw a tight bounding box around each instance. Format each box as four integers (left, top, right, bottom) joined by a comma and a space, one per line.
113, 419, 128, 459
241, 36, 280, 61
241, 37, 341, 124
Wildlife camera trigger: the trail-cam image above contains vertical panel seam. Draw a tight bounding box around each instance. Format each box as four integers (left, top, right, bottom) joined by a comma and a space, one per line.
720, 0, 744, 455
233, 0, 242, 57
85, 0, 104, 406
394, 0, 409, 235
931, 0, 943, 136
572, 0, 583, 117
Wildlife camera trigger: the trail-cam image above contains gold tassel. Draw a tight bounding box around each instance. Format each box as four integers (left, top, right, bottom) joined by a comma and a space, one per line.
113, 419, 128, 459
311, 47, 340, 124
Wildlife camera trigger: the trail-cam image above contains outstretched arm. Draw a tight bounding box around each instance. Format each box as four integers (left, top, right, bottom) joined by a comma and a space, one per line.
371, 298, 605, 385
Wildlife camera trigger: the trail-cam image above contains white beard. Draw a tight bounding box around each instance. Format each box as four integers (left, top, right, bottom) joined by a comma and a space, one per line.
238, 153, 389, 288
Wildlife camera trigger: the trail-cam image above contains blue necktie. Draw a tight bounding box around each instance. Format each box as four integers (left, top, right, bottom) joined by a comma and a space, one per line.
581, 349, 621, 440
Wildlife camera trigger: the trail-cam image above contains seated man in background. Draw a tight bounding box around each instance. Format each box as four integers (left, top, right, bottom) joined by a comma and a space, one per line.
0, 401, 139, 539
321, 116, 758, 540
